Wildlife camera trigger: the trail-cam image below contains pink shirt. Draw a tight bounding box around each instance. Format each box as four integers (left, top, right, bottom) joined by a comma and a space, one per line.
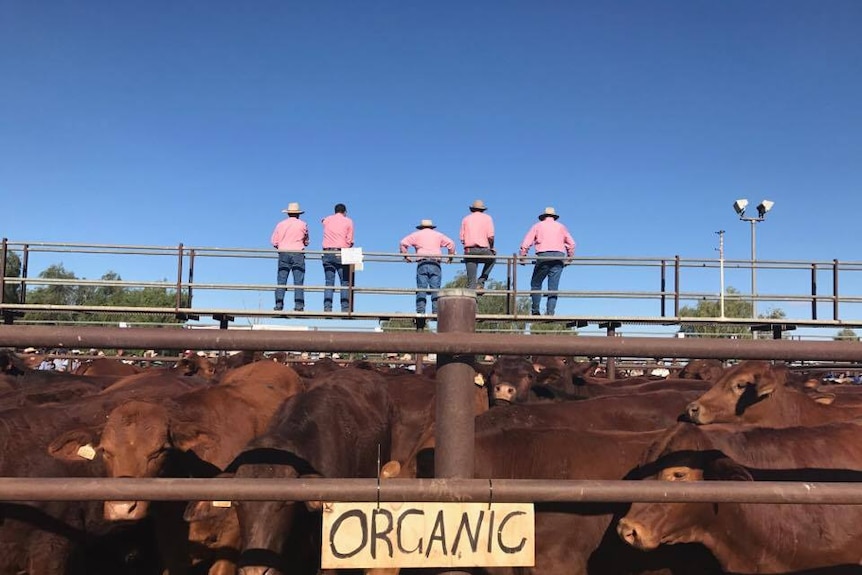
520, 219, 576, 257
271, 217, 309, 252
460, 211, 495, 249
321, 213, 354, 249
400, 228, 456, 258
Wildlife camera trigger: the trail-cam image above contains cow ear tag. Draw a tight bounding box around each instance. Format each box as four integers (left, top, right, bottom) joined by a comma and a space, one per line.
474, 373, 485, 386
77, 444, 96, 460
212, 500, 232, 508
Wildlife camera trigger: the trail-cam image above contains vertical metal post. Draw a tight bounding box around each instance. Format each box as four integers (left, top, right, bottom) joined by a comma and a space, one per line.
175, 243, 184, 311
434, 288, 476, 575
187, 249, 196, 308
833, 259, 839, 321
21, 244, 29, 304
716, 230, 725, 318
508, 254, 517, 316
811, 263, 817, 320
605, 323, 617, 381
347, 265, 355, 313
0, 238, 6, 306
435, 289, 476, 480
660, 260, 666, 317
673, 256, 680, 317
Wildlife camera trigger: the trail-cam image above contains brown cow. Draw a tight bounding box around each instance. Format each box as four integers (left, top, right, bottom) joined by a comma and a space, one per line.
684, 360, 862, 426
405, 410, 720, 575
200, 370, 396, 574
675, 359, 725, 382
49, 361, 303, 575
618, 420, 862, 573
0, 371, 208, 575
73, 357, 143, 376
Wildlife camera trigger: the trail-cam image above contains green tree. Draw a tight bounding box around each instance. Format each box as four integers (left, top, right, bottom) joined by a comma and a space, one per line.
2, 250, 21, 304
835, 328, 859, 341
678, 286, 785, 339
24, 265, 185, 325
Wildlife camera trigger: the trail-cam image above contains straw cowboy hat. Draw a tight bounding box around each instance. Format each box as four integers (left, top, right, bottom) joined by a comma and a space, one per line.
416, 219, 437, 229
281, 202, 305, 215
469, 199, 487, 211
538, 206, 560, 220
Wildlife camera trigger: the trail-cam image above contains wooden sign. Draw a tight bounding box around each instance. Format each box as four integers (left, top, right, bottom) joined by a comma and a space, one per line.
321, 502, 534, 569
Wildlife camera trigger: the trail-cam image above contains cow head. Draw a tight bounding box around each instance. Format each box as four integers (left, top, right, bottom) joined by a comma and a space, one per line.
617, 451, 752, 551
684, 361, 785, 424
487, 356, 538, 406
174, 355, 216, 379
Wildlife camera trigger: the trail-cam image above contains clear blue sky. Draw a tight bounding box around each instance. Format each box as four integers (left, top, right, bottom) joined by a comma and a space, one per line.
2, 2, 861, 333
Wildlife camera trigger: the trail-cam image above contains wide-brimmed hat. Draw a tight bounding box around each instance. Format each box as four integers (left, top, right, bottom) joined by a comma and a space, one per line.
281, 202, 304, 215
469, 199, 487, 211
416, 219, 437, 229
538, 206, 559, 220
23, 347, 37, 354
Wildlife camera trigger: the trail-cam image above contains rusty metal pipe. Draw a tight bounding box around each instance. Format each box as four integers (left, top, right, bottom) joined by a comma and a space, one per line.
3, 326, 862, 361
435, 289, 477, 480
2, 477, 862, 505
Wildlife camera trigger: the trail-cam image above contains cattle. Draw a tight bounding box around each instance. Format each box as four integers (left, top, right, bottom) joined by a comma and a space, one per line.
0, 371, 208, 575
49, 360, 304, 575
173, 354, 218, 379
617, 420, 862, 573
484, 355, 714, 406
673, 359, 725, 382
403, 407, 719, 575
180, 367, 444, 575
683, 360, 862, 426
73, 357, 143, 376
192, 370, 396, 574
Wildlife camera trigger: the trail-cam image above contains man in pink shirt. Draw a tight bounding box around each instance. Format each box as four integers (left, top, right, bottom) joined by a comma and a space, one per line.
400, 219, 456, 315
519, 207, 576, 316
320, 203, 354, 312
460, 199, 496, 290
270, 202, 309, 312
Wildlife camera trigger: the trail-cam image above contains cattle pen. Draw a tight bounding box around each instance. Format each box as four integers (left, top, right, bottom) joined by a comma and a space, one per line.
5, 243, 862, 574
2, 292, 862, 509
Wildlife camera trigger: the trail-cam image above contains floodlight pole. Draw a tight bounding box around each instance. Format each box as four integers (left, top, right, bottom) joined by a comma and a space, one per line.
737, 215, 763, 318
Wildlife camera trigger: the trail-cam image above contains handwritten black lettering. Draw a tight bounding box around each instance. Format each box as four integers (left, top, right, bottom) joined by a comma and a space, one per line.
425, 509, 448, 558
451, 509, 484, 554
371, 508, 394, 559
329, 509, 367, 559
397, 508, 425, 554
497, 511, 527, 554
486, 509, 496, 553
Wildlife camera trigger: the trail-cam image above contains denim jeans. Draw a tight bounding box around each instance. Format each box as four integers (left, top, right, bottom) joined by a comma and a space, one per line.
415, 260, 442, 313
275, 252, 305, 310
463, 247, 496, 289
530, 251, 565, 315
322, 251, 350, 312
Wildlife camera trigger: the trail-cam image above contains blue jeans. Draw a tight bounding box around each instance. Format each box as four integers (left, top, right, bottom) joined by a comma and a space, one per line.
275, 252, 305, 310
530, 251, 565, 316
416, 260, 442, 314
322, 252, 350, 312
463, 247, 496, 289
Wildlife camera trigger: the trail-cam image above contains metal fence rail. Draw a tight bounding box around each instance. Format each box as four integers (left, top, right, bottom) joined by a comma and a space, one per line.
3, 324, 862, 361
4, 239, 862, 332
0, 477, 861, 505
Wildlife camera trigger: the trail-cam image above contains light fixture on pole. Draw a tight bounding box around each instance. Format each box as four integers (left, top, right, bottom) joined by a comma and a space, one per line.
733, 198, 774, 318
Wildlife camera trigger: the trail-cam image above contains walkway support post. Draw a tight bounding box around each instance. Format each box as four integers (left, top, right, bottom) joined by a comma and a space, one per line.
434, 288, 477, 575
